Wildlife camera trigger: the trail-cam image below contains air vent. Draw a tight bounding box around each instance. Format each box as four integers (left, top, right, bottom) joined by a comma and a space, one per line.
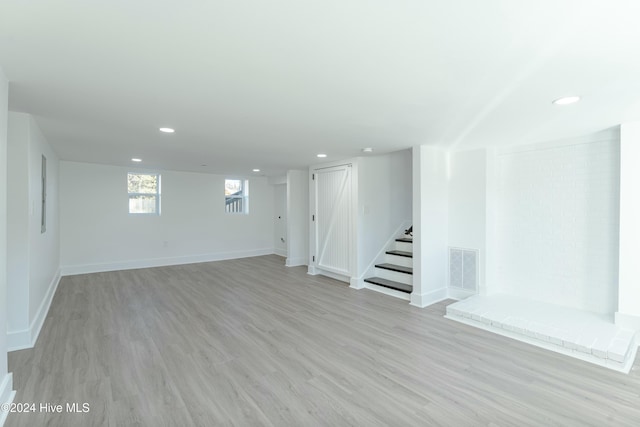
449, 247, 478, 292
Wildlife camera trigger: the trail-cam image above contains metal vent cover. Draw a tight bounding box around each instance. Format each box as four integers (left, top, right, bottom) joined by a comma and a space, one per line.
449, 247, 478, 292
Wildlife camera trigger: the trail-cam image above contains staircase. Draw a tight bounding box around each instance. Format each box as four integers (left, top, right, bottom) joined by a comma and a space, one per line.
364, 236, 413, 295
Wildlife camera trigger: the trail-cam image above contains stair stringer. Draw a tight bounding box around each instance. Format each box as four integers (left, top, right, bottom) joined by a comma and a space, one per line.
349, 220, 412, 290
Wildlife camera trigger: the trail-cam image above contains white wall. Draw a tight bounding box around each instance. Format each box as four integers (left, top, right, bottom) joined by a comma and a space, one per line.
6, 113, 29, 332
617, 122, 640, 329
448, 149, 486, 250
357, 149, 412, 276
484, 148, 500, 295
448, 149, 487, 293
0, 66, 15, 422
286, 170, 308, 267
411, 145, 449, 307
59, 162, 275, 273
495, 130, 620, 314
28, 117, 60, 323
6, 112, 61, 350
273, 184, 287, 257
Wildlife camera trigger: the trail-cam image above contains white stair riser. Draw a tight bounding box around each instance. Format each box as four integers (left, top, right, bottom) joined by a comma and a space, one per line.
394, 241, 413, 252
385, 254, 412, 268
374, 268, 413, 285
364, 283, 411, 301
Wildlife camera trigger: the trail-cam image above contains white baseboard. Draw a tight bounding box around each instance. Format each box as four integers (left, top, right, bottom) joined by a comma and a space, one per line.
7, 269, 61, 352
6, 328, 30, 352
310, 267, 350, 283
285, 257, 307, 267
410, 287, 448, 308
30, 268, 61, 347
448, 288, 476, 301
349, 278, 365, 290
273, 248, 287, 257
60, 248, 274, 276
0, 373, 15, 427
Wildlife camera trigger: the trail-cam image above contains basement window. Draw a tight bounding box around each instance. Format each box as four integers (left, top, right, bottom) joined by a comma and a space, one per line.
225, 179, 249, 214
128, 173, 161, 215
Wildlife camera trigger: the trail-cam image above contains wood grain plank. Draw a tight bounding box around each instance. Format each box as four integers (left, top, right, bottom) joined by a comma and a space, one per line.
6, 255, 640, 426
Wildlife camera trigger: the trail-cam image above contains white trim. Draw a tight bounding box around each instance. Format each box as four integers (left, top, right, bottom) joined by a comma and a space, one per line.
410, 287, 448, 308
448, 287, 476, 301
0, 374, 15, 427
7, 269, 61, 352
285, 257, 307, 267
349, 277, 365, 289
615, 312, 640, 332
309, 159, 359, 285
363, 283, 411, 301
273, 248, 287, 257
30, 268, 61, 347
7, 328, 30, 352
314, 263, 350, 278
311, 267, 350, 283
60, 248, 273, 276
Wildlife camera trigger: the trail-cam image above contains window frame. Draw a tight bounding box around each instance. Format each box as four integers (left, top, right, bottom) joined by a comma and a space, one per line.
127, 172, 161, 215
224, 178, 249, 214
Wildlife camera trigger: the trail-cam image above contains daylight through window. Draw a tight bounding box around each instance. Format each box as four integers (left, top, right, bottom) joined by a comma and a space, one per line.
225, 179, 249, 214
128, 173, 161, 214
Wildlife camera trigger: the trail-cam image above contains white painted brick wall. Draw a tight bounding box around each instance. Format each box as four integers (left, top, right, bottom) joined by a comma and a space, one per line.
496, 136, 620, 314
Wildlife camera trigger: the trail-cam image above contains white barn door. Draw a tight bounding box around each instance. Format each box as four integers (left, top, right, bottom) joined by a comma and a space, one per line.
313, 164, 353, 277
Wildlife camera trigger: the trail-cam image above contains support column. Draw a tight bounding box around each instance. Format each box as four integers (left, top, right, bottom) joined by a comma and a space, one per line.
616, 123, 640, 330
411, 145, 449, 307
285, 170, 308, 268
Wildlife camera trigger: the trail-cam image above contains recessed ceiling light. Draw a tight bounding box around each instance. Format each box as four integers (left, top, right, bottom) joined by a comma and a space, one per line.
159, 127, 175, 133
317, 153, 327, 158
131, 158, 142, 162
362, 147, 374, 153
553, 96, 581, 105
252, 169, 260, 172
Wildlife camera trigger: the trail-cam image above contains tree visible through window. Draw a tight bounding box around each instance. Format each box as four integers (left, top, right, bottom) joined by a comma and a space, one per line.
128, 173, 160, 214
225, 179, 248, 214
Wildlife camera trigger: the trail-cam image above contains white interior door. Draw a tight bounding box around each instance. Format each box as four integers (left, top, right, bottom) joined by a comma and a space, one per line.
313, 164, 352, 276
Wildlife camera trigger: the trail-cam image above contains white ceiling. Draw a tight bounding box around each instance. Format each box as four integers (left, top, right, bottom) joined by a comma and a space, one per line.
2, 0, 640, 176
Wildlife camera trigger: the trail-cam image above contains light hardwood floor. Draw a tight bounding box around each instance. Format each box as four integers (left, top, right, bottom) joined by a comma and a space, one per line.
7, 255, 640, 426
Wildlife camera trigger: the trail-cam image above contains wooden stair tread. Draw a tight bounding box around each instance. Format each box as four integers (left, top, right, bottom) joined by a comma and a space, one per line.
364, 277, 413, 294
375, 263, 413, 274
395, 237, 413, 243
386, 250, 412, 258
